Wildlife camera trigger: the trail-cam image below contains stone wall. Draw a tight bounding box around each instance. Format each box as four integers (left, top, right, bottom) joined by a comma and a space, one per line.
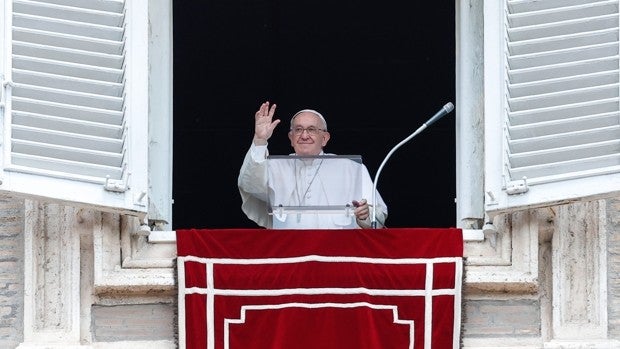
607, 198, 620, 338
463, 298, 540, 339
92, 304, 175, 342
0, 198, 23, 348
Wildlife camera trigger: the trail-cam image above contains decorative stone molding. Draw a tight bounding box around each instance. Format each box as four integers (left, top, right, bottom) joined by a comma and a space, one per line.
18, 201, 178, 348
92, 341, 175, 349
18, 201, 81, 348
464, 209, 542, 292
543, 200, 617, 348
92, 212, 175, 294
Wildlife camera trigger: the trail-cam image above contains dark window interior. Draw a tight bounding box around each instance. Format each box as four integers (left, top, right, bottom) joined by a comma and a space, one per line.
172, 1, 456, 229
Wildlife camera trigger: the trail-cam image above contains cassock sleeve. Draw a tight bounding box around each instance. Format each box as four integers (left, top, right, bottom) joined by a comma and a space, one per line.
238, 143, 272, 228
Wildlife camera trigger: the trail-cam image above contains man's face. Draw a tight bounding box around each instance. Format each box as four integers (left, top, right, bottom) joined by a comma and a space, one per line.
288, 112, 330, 156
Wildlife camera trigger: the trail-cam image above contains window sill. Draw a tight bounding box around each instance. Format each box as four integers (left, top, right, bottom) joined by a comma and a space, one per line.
147, 229, 485, 243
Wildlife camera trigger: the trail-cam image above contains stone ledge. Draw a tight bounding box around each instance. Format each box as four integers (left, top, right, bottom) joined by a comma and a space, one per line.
544, 339, 620, 349
17, 340, 176, 349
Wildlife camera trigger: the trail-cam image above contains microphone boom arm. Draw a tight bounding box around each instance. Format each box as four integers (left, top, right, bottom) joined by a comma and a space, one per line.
371, 102, 455, 229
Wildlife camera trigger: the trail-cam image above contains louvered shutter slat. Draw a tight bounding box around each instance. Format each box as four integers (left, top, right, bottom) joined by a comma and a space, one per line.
13, 0, 124, 27
509, 139, 620, 167
509, 41, 618, 69
508, 154, 620, 181
12, 140, 123, 167
13, 111, 122, 137
13, 14, 124, 41
12, 97, 124, 124
508, 84, 618, 111
12, 126, 123, 153
11, 154, 123, 179
509, 57, 618, 84
13, 56, 123, 82
35, 0, 126, 13
509, 72, 617, 98
509, 111, 619, 136
508, 1, 618, 27
509, 98, 618, 124
12, 70, 123, 96
508, 15, 617, 42
509, 125, 620, 153
13, 28, 123, 55
12, 98, 123, 125
508, 0, 606, 13
12, 84, 123, 110
13, 42, 124, 69
510, 31, 618, 57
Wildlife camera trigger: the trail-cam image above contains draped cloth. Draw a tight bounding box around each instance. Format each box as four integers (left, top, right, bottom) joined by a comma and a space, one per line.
176, 228, 463, 349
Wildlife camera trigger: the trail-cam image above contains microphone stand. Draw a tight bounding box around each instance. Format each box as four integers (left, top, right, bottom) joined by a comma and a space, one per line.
371, 102, 455, 229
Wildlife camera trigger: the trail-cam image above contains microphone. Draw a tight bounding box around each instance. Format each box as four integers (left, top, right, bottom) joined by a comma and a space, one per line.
371, 102, 455, 228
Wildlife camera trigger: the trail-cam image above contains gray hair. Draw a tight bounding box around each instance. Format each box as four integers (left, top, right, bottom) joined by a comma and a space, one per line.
290, 109, 328, 130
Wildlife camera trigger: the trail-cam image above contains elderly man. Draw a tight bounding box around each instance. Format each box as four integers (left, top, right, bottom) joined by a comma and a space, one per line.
238, 101, 388, 229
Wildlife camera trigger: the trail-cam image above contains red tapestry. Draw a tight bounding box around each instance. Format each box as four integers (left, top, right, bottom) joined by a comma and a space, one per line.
176, 228, 463, 349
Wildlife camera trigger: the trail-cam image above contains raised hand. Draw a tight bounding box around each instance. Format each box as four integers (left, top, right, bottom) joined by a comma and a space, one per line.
253, 101, 280, 145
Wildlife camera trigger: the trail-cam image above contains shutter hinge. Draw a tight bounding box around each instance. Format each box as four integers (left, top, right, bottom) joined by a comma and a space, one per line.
0, 78, 13, 110
104, 172, 131, 193
506, 177, 528, 195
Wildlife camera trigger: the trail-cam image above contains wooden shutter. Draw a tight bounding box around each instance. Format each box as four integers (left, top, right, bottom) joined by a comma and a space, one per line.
484, 0, 620, 215
0, 0, 149, 215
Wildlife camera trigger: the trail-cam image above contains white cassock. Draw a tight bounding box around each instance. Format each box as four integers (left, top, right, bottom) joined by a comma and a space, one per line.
238, 142, 388, 229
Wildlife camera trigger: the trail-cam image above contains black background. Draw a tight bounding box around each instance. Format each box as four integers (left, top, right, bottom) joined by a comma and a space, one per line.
172, 1, 456, 229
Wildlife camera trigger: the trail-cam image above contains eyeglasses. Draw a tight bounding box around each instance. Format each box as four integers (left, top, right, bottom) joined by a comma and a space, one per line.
290, 126, 326, 136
